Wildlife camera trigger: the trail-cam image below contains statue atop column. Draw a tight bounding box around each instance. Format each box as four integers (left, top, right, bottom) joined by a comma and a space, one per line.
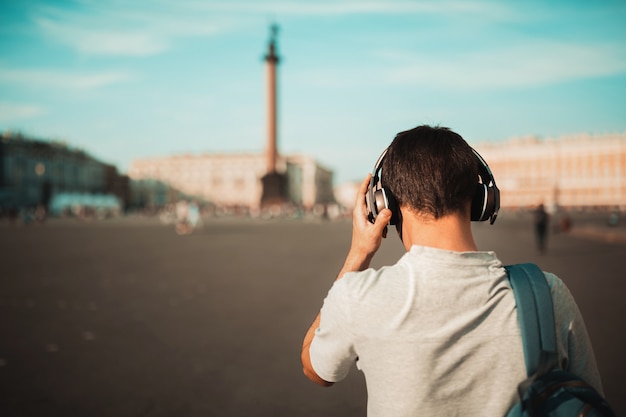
265, 24, 280, 65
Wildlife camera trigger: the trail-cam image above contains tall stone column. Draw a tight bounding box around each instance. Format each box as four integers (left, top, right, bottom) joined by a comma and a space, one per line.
260, 24, 288, 209
265, 24, 279, 174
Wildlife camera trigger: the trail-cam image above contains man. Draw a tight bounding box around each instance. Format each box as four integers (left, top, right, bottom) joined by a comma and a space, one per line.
301, 125, 602, 416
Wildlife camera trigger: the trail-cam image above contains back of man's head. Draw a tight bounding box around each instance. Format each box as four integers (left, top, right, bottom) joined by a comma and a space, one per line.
383, 125, 478, 219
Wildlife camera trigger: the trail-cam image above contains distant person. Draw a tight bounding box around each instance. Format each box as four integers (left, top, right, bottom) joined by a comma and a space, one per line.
175, 199, 190, 235
175, 199, 200, 235
20, 207, 33, 225
8, 207, 18, 224
187, 201, 200, 231
534, 203, 550, 253
607, 211, 619, 227
35, 204, 47, 223
300, 125, 603, 416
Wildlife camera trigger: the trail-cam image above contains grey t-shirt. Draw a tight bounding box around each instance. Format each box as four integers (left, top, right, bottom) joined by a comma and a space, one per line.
309, 245, 602, 417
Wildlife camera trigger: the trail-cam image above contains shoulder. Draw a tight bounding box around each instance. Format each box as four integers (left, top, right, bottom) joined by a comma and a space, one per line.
543, 272, 575, 306
345, 260, 408, 286
542, 271, 584, 329
328, 262, 409, 304
332, 266, 391, 297
541, 271, 602, 389
543, 271, 562, 292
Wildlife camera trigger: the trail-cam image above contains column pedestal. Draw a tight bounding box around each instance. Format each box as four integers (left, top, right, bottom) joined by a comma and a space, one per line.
260, 171, 288, 208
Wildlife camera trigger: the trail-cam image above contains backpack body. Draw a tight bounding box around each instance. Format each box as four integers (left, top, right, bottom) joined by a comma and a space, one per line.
504, 264, 616, 417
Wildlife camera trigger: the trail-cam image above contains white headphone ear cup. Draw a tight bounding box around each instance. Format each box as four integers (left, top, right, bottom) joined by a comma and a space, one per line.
374, 189, 387, 215
471, 183, 488, 221
373, 188, 401, 225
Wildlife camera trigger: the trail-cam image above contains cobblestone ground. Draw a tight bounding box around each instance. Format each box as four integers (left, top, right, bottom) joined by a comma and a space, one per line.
0, 214, 624, 416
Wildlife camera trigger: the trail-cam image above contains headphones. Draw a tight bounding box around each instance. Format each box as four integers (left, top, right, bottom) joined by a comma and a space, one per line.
365, 146, 500, 226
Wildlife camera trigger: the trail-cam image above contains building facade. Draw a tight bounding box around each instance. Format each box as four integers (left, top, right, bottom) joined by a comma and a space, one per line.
0, 131, 128, 213
128, 152, 335, 211
474, 132, 626, 211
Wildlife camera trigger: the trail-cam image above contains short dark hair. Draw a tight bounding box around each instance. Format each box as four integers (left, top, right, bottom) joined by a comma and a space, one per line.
382, 125, 478, 219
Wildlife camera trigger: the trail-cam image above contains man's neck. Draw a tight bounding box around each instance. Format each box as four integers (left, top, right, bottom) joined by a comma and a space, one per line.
399, 208, 478, 252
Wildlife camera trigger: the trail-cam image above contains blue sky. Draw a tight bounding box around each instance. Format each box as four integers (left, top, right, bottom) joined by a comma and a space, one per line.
1, 0, 625, 183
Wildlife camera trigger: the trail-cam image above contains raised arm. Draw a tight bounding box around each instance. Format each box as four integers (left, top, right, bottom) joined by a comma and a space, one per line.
301, 174, 392, 386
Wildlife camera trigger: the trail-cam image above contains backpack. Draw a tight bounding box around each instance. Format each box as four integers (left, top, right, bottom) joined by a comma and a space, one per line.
504, 263, 616, 417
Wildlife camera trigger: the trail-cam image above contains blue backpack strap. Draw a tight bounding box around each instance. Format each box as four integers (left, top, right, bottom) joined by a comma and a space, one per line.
506, 264, 618, 417
505, 263, 558, 377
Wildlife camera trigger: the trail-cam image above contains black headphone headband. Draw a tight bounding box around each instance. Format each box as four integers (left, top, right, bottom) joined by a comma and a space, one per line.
366, 146, 500, 225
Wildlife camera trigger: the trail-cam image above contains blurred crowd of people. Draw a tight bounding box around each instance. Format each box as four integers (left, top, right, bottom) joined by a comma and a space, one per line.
0, 204, 47, 225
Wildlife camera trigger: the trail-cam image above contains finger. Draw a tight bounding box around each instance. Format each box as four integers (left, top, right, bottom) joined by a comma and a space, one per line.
354, 174, 372, 218
359, 173, 372, 191
373, 208, 392, 232
356, 174, 372, 204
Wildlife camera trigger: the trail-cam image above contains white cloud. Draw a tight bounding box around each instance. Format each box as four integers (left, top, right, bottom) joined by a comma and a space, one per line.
177, 0, 512, 18
32, 2, 225, 57
289, 40, 626, 93
29, 0, 515, 57
36, 17, 169, 56
380, 41, 626, 90
0, 102, 45, 123
0, 67, 133, 90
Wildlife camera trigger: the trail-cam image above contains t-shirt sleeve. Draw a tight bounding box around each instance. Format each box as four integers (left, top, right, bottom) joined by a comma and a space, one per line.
308, 278, 359, 383
546, 272, 604, 394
